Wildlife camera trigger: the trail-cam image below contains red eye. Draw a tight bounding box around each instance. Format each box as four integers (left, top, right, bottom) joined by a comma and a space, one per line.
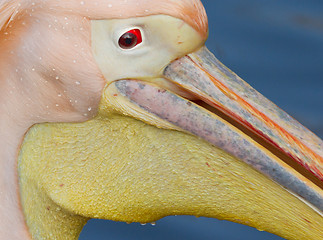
118, 29, 142, 49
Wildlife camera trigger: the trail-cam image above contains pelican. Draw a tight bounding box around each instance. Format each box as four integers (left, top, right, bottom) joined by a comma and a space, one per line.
0, 0, 322, 239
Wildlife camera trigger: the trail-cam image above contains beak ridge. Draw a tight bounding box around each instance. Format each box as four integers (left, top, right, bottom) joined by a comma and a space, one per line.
164, 46, 323, 182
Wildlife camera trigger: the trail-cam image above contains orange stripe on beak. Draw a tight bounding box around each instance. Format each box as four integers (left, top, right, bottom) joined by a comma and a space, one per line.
189, 54, 323, 181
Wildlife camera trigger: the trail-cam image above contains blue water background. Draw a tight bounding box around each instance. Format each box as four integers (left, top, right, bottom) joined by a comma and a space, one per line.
80, 0, 323, 239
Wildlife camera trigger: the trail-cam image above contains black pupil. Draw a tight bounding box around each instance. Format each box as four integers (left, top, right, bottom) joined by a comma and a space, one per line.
119, 32, 138, 49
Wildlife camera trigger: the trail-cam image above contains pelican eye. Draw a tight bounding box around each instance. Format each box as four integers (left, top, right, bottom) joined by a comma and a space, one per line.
118, 29, 142, 49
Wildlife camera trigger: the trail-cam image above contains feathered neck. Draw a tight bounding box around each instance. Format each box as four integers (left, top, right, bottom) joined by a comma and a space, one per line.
0, 113, 31, 239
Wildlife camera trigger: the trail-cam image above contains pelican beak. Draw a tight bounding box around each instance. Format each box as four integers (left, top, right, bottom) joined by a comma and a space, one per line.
105, 46, 323, 214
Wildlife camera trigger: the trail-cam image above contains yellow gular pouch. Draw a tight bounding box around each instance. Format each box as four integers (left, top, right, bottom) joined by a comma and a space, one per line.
18, 87, 323, 240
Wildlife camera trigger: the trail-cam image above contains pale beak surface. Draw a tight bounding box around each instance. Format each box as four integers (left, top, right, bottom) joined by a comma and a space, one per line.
107, 46, 323, 214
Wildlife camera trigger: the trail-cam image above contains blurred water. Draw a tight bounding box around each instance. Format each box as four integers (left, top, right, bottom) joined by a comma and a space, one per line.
80, 0, 323, 239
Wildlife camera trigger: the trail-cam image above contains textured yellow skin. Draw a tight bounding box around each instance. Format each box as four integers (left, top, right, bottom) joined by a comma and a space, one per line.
19, 93, 323, 240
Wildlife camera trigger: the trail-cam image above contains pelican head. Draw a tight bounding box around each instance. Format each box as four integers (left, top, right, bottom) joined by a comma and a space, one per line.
0, 0, 322, 239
